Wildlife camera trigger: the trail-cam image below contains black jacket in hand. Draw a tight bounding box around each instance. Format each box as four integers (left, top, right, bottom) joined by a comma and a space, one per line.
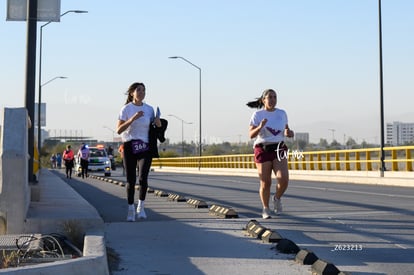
149, 118, 168, 158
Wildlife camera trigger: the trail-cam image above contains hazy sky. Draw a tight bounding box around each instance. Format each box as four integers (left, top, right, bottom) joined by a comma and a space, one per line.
1, 1, 413, 145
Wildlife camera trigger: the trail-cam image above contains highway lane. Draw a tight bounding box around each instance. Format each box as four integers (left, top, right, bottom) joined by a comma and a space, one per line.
67, 169, 414, 274
147, 171, 414, 274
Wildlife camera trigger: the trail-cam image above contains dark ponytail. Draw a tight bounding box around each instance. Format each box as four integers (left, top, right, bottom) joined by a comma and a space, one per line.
246, 97, 263, 109
246, 89, 276, 109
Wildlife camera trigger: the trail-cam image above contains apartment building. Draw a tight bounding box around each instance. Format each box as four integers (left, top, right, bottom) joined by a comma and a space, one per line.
386, 121, 414, 145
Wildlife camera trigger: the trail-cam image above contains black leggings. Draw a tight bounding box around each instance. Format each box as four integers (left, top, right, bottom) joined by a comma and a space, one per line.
123, 141, 153, 204
65, 160, 73, 177
80, 158, 89, 177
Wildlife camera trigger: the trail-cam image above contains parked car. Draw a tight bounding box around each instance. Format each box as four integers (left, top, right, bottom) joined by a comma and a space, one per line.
75, 145, 111, 177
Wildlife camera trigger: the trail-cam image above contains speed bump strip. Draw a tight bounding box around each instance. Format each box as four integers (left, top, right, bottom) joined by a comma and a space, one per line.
245, 220, 275, 240
261, 229, 282, 243
245, 220, 282, 243
167, 193, 187, 202
154, 190, 169, 197
118, 181, 126, 187
209, 204, 238, 218
186, 199, 208, 208
250, 223, 266, 238
245, 220, 265, 238
311, 259, 341, 275
276, 239, 300, 254
245, 220, 261, 232
295, 249, 318, 265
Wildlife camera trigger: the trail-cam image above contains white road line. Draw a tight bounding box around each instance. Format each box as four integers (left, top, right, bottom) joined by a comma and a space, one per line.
292, 185, 414, 199
298, 210, 391, 218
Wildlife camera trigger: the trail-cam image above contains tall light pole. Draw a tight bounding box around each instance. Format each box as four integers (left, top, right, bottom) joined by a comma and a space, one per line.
103, 126, 115, 142
26, 0, 38, 182
38, 10, 87, 162
328, 129, 336, 142
168, 114, 193, 157
378, 0, 386, 177
37, 76, 67, 153
169, 56, 202, 169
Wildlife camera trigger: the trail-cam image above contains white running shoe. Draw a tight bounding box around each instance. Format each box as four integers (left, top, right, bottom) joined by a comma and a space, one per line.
272, 196, 283, 215
137, 207, 147, 219
127, 208, 135, 222
262, 207, 272, 219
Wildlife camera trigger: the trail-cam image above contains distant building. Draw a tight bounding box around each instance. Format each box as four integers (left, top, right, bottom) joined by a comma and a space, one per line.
294, 132, 309, 143
386, 121, 414, 145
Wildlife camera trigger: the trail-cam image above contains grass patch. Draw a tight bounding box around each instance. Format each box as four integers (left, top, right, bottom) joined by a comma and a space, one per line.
0, 250, 19, 269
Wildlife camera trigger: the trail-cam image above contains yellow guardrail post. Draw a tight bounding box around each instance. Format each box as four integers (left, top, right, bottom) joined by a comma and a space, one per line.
366, 150, 372, 171
309, 154, 314, 170
355, 151, 361, 171
326, 152, 331, 170
294, 154, 299, 170
317, 154, 322, 170
345, 151, 350, 171
406, 148, 412, 171
288, 154, 292, 169
392, 149, 398, 171
301, 155, 306, 170
335, 152, 340, 170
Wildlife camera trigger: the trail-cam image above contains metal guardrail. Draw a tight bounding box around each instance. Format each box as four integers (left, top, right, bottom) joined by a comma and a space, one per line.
152, 146, 414, 172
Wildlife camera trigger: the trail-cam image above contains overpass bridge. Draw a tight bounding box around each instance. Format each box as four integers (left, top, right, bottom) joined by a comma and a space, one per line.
1, 108, 413, 274
152, 145, 414, 172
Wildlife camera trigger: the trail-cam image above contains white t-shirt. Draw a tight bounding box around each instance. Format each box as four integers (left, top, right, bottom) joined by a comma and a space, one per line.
249, 108, 288, 146
118, 102, 155, 142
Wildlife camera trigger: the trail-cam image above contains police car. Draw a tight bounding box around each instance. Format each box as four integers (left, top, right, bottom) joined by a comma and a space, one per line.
75, 145, 111, 177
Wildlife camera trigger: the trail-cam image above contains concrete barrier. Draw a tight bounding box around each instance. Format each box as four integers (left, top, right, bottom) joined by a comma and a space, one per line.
0, 108, 31, 234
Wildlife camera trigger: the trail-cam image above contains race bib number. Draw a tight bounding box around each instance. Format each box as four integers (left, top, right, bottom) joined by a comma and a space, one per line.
131, 139, 149, 154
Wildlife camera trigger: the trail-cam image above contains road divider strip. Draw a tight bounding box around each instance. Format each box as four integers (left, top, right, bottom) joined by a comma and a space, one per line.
208, 204, 238, 218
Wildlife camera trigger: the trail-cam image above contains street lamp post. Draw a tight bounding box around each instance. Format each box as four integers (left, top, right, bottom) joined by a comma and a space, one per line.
328, 128, 336, 142
37, 10, 87, 163
37, 76, 67, 154
103, 126, 115, 142
378, 0, 386, 177
168, 114, 193, 157
168, 56, 202, 169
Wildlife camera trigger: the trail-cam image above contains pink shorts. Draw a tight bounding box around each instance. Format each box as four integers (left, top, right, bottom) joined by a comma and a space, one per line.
254, 143, 288, 163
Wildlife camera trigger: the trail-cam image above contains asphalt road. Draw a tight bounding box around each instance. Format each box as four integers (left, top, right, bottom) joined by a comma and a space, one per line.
64, 168, 414, 275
